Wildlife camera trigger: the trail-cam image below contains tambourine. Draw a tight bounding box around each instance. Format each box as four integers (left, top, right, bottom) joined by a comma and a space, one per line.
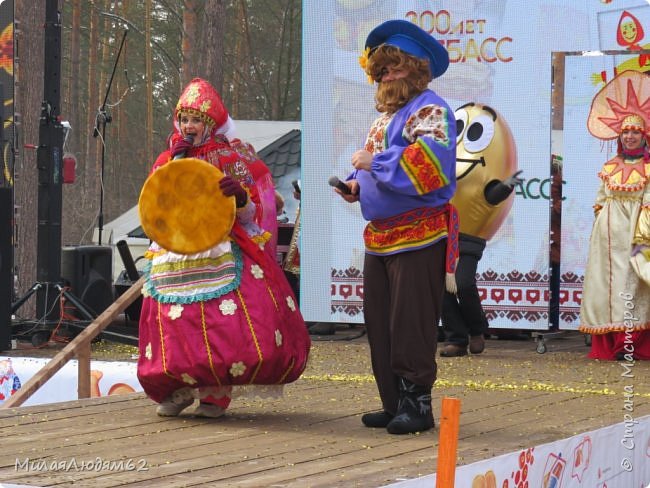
138, 158, 236, 254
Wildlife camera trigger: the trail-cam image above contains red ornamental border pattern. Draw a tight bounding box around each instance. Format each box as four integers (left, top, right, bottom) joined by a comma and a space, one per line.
330, 267, 584, 324
331, 267, 364, 317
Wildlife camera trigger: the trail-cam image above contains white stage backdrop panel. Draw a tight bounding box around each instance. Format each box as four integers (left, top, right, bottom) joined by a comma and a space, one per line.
301, 0, 650, 328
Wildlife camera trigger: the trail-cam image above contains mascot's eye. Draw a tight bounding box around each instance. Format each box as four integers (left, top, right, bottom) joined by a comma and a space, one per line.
463, 114, 495, 153
454, 108, 469, 145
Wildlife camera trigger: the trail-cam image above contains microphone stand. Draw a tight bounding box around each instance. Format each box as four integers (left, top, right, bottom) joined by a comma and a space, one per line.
93, 28, 128, 245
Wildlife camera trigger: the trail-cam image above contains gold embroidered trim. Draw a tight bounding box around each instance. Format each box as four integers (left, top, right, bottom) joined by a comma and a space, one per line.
158, 302, 175, 380
604, 195, 642, 202
277, 358, 296, 385
236, 288, 263, 383
579, 323, 650, 334
201, 301, 222, 386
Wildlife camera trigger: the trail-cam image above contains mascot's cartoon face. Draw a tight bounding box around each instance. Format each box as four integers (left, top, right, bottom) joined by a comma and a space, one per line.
453, 103, 518, 240
617, 10, 644, 47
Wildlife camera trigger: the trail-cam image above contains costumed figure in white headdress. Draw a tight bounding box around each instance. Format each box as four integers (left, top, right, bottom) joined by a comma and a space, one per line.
580, 70, 650, 360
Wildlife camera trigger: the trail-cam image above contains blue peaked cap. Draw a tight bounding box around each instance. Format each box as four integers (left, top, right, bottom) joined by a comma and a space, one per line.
365, 20, 449, 79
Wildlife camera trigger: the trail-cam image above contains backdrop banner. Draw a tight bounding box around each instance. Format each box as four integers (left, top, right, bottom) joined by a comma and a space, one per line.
384, 415, 650, 487
0, 356, 141, 407
301, 0, 650, 330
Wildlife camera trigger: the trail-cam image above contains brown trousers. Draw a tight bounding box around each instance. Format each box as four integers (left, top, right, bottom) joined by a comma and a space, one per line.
363, 240, 445, 415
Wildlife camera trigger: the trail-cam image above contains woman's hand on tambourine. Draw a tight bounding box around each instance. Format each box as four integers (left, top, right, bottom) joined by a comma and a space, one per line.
220, 175, 248, 207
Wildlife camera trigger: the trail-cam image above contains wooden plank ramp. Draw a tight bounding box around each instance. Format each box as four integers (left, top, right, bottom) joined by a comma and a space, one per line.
0, 333, 648, 487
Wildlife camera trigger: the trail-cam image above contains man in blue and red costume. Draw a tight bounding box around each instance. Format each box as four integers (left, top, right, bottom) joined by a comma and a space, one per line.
335, 20, 458, 434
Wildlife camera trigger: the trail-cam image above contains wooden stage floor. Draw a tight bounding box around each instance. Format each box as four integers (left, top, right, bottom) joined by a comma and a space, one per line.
1, 330, 649, 487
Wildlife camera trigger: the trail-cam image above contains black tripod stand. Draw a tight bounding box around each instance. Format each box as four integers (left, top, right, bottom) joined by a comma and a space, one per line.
11, 282, 95, 321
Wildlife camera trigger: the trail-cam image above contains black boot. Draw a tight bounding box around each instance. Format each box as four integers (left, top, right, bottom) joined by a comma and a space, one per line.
361, 411, 394, 428
386, 377, 434, 435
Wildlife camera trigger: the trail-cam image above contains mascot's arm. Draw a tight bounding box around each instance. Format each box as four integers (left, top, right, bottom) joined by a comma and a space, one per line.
484, 170, 523, 205
484, 180, 513, 206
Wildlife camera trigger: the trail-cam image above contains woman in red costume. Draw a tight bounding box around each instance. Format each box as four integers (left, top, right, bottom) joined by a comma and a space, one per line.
137, 78, 310, 417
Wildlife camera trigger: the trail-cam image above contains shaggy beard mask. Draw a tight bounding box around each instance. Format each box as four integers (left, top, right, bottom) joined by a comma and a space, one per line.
375, 77, 425, 114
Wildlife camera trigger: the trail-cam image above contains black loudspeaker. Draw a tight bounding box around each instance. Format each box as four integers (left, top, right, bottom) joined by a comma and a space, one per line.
0, 188, 12, 350
61, 245, 114, 318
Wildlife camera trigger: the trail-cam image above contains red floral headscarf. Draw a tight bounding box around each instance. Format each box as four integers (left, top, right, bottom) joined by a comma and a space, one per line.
174, 77, 228, 129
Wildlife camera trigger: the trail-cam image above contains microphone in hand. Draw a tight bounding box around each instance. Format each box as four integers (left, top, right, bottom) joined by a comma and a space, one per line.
328, 175, 352, 195
171, 135, 194, 159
